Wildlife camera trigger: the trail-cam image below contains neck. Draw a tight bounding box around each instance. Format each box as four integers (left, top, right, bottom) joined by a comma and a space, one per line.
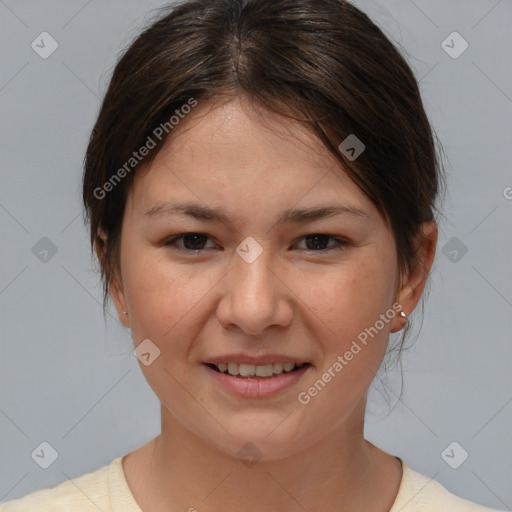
122, 403, 402, 512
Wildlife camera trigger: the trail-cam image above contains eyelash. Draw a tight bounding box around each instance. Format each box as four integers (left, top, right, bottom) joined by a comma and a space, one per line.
163, 233, 349, 253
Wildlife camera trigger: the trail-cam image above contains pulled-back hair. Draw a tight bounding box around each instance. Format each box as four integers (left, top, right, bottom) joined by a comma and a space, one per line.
83, 0, 444, 337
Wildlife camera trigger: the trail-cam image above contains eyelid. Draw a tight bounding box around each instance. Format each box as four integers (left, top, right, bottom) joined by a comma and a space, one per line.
293, 235, 349, 252
164, 233, 350, 253
164, 233, 219, 251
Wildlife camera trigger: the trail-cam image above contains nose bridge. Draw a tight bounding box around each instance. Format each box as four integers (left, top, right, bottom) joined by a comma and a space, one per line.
232, 236, 277, 302
217, 236, 292, 334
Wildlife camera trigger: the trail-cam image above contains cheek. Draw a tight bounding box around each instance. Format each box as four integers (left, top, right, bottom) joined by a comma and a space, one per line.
301, 247, 397, 358
295, 256, 397, 418
121, 249, 209, 396
122, 246, 209, 344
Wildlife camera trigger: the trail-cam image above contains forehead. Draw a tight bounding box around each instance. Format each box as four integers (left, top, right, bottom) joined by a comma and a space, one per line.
164, 97, 338, 174
126, 97, 377, 223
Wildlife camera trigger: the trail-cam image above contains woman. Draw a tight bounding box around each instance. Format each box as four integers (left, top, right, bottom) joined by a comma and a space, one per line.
0, 0, 503, 510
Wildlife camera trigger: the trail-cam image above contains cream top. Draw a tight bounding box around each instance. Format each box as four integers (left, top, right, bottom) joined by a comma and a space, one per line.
0, 456, 503, 511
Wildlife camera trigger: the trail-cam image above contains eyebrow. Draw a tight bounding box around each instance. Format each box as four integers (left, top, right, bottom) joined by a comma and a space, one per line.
144, 200, 370, 226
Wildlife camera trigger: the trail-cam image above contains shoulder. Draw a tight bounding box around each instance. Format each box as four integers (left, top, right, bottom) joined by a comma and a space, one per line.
0, 457, 119, 512
391, 461, 505, 512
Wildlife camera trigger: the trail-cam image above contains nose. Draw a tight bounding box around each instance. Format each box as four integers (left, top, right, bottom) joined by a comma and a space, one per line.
215, 244, 294, 336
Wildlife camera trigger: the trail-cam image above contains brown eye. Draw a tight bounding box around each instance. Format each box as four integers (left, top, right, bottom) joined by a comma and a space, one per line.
297, 234, 349, 252
163, 233, 348, 254
165, 233, 214, 251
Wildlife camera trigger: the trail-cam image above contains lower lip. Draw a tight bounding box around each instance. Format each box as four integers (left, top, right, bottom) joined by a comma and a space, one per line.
203, 364, 311, 397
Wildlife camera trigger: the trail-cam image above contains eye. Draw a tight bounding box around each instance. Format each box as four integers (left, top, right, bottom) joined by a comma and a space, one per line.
164, 233, 217, 252
163, 233, 349, 253
295, 234, 349, 252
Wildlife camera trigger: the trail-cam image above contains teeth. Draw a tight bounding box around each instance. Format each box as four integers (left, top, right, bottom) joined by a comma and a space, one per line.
256, 364, 274, 377
239, 364, 255, 377
214, 362, 305, 377
273, 363, 283, 373
227, 363, 239, 376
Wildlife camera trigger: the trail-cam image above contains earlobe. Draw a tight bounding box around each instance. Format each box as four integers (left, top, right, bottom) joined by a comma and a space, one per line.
391, 221, 438, 332
110, 275, 130, 327
390, 306, 408, 334
94, 228, 130, 327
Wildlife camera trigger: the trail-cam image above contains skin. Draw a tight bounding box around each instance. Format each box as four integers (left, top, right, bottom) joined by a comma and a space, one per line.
100, 96, 438, 512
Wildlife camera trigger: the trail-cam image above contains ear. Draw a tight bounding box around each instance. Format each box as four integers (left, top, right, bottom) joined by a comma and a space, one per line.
391, 221, 438, 333
94, 228, 130, 327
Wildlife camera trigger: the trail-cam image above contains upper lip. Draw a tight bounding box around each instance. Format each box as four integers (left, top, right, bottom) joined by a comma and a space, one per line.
203, 354, 310, 366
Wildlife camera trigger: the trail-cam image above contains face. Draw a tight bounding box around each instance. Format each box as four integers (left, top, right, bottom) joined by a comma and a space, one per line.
109, 97, 429, 460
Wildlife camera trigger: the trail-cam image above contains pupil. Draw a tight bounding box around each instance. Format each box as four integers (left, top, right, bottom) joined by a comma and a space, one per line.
184, 234, 330, 251
183, 234, 206, 250
305, 234, 329, 250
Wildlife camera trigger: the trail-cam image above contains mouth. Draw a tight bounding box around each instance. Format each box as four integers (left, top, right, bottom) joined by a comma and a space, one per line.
204, 362, 311, 379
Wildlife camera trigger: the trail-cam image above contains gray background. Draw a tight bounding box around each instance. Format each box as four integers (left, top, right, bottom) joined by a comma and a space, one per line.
0, 0, 511, 509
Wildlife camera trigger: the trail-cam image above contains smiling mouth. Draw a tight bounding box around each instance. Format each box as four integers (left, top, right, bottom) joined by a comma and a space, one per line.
205, 362, 311, 379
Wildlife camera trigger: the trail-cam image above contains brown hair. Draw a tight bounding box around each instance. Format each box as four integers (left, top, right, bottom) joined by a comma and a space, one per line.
83, 0, 444, 340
